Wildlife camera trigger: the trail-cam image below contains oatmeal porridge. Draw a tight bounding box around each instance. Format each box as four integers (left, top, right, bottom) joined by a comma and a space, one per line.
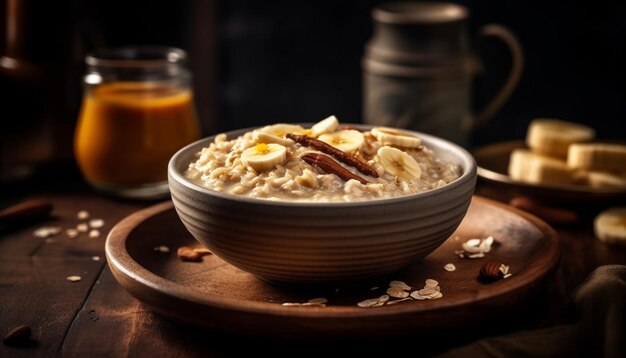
185, 116, 460, 202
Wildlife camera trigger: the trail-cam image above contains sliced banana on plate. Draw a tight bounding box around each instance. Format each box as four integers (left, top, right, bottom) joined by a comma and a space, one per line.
377, 146, 421, 180
508, 149, 572, 185
526, 118, 595, 158
311, 115, 339, 136
594, 207, 626, 245
567, 143, 626, 172
241, 143, 287, 172
318, 130, 364, 153
582, 171, 626, 188
371, 127, 422, 148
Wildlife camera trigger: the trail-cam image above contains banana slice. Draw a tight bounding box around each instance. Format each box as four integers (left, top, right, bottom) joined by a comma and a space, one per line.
508, 149, 572, 185
241, 143, 287, 172
253, 130, 295, 146
526, 119, 595, 158
377, 146, 421, 180
371, 127, 422, 148
318, 130, 365, 153
583, 171, 626, 188
258, 123, 307, 138
567, 143, 626, 172
311, 115, 340, 136
594, 207, 626, 245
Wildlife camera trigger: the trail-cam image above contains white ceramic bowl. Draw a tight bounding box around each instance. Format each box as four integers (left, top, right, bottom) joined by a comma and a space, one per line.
168, 126, 476, 286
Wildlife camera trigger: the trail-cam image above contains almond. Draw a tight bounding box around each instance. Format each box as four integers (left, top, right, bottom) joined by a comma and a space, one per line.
479, 261, 503, 282
177, 246, 202, 262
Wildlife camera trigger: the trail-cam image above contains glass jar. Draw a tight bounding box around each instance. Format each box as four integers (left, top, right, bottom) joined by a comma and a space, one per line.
74, 47, 200, 199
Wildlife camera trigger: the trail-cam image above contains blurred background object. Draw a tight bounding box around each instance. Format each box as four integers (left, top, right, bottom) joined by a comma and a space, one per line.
362, 2, 523, 146
74, 46, 200, 199
0, 0, 74, 181
1, 0, 625, 183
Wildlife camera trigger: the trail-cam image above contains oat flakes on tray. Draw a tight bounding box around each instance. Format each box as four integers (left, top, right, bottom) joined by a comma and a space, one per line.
185, 115, 461, 202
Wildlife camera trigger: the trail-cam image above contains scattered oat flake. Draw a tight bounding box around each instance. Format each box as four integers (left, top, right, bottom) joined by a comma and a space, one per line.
503, 273, 512, 279
386, 297, 412, 305
387, 287, 410, 298
76, 223, 89, 232
66, 275, 82, 282
281, 298, 328, 307
77, 210, 90, 220
444, 263, 456, 272
66, 228, 79, 238
302, 302, 326, 307
357, 298, 379, 308
92, 256, 101, 261
483, 235, 495, 247
34, 226, 62, 238
88, 229, 100, 238
357, 294, 389, 308
499, 264, 510, 275
464, 238, 481, 247
389, 280, 411, 291
409, 279, 444, 300
458, 236, 496, 258
33, 228, 48, 238
89, 219, 104, 229
430, 291, 443, 299
410, 291, 425, 300
418, 287, 437, 296
153, 245, 170, 253
307, 298, 328, 305
370, 286, 379, 291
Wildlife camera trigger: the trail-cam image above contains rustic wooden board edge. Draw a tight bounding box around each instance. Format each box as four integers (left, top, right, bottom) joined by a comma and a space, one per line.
105, 197, 560, 324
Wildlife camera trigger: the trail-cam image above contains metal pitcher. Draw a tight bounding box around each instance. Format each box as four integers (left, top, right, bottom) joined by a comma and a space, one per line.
363, 1, 523, 146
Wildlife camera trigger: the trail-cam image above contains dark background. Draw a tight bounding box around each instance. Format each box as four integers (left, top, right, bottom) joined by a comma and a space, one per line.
1, 0, 625, 173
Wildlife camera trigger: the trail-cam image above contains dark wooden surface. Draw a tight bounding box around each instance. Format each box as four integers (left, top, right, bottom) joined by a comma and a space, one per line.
1, 167, 625, 357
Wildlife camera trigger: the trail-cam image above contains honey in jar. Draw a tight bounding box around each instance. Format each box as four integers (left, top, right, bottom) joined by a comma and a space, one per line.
74, 47, 200, 199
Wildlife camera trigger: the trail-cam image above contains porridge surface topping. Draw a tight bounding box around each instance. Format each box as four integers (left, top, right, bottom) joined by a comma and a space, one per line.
185, 116, 461, 202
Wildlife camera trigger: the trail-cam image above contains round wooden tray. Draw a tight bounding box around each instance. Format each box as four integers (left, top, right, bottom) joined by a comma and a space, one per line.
105, 196, 560, 338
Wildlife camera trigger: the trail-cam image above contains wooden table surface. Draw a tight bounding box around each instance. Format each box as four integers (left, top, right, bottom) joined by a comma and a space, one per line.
1, 165, 625, 357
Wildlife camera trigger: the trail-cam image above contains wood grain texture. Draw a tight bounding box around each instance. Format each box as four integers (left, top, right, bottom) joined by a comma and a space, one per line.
0, 193, 141, 259
61, 267, 219, 357
105, 196, 560, 338
0, 257, 102, 357
1, 183, 625, 356
0, 190, 145, 357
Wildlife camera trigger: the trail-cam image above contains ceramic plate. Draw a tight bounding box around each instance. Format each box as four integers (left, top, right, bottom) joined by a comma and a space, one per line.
473, 140, 626, 205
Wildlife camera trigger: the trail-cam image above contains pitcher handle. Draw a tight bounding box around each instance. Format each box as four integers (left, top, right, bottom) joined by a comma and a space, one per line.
475, 24, 524, 127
